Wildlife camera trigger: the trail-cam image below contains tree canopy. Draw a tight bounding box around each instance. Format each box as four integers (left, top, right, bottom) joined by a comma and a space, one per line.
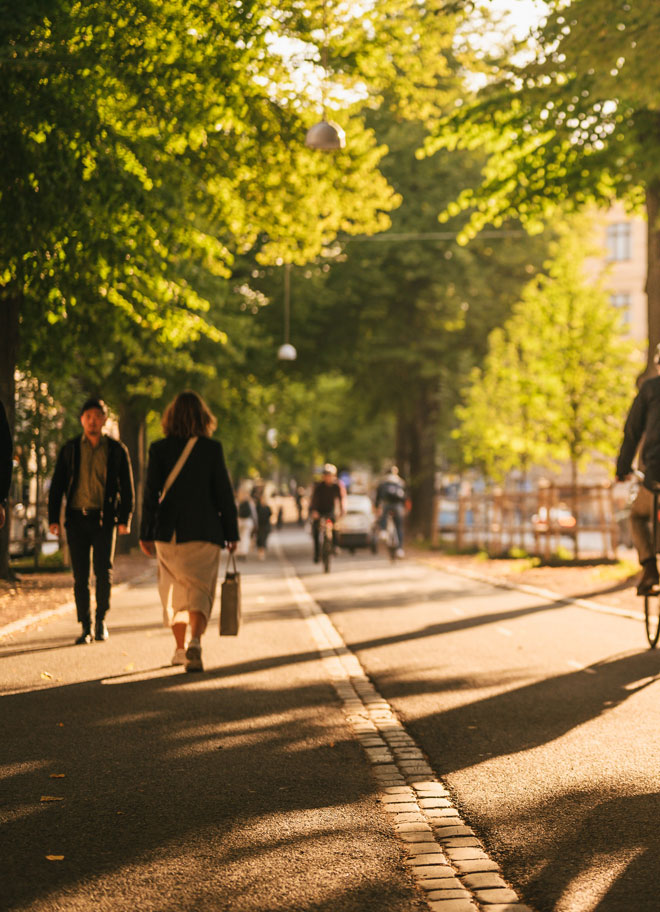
456, 222, 639, 484
426, 0, 660, 368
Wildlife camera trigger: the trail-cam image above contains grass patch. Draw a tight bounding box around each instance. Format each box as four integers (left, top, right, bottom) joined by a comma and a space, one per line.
592, 559, 638, 582
10, 550, 66, 572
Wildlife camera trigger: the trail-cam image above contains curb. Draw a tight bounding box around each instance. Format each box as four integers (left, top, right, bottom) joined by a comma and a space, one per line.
414, 556, 645, 624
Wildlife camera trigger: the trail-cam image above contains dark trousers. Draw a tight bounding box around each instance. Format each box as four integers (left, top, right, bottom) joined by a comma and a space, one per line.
66, 513, 117, 630
379, 503, 404, 547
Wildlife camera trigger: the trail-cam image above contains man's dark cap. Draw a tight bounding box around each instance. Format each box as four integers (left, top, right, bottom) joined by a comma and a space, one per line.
80, 397, 108, 417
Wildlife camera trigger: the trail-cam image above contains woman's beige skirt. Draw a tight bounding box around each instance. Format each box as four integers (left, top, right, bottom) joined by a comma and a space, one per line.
155, 537, 222, 627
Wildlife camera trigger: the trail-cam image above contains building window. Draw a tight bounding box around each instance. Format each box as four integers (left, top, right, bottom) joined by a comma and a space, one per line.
606, 223, 632, 261
610, 292, 631, 324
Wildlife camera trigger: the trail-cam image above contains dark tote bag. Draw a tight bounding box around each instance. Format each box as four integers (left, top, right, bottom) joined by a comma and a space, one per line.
220, 552, 241, 636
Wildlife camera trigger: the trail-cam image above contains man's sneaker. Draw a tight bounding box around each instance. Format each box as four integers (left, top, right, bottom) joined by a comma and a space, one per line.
637, 563, 660, 595
94, 620, 109, 641
185, 642, 203, 672
171, 648, 186, 666
75, 630, 93, 645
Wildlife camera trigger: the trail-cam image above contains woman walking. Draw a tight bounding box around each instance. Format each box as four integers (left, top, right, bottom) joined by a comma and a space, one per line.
139, 391, 238, 672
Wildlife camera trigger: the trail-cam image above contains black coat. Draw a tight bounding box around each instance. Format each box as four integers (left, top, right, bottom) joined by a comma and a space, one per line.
48, 435, 134, 527
140, 436, 239, 545
617, 375, 660, 486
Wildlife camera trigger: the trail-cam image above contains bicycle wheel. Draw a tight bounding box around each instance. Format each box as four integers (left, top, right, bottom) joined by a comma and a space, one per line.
644, 593, 660, 647
322, 532, 332, 573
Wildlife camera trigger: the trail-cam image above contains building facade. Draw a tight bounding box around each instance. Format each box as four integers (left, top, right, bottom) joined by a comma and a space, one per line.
590, 202, 647, 342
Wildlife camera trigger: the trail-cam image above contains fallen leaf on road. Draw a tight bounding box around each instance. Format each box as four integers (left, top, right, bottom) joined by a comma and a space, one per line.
40, 672, 52, 680
124, 663, 134, 671
45, 855, 65, 861
49, 774, 66, 779
40, 796, 64, 802
57, 722, 64, 727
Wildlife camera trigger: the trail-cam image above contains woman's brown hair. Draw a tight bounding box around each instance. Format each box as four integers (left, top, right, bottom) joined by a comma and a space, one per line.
161, 391, 217, 438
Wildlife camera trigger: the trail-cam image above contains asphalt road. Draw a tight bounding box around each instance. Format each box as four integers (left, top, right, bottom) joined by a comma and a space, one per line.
0, 539, 425, 912
285, 531, 660, 912
2, 527, 659, 912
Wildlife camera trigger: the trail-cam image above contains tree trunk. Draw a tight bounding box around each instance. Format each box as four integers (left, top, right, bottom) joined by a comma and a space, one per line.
406, 382, 438, 540
395, 413, 412, 483
644, 180, 660, 379
0, 288, 20, 579
117, 401, 146, 552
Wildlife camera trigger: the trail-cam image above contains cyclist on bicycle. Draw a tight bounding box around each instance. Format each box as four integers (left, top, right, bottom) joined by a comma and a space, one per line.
309, 463, 346, 563
616, 343, 660, 594
375, 466, 407, 558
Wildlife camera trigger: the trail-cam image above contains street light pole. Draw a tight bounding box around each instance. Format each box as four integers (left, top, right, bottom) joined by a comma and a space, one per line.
277, 263, 297, 361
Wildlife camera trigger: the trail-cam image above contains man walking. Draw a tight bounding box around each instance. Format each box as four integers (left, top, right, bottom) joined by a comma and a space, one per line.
48, 398, 134, 643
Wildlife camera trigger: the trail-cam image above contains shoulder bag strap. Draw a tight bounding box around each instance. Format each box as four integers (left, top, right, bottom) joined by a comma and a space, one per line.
158, 437, 197, 504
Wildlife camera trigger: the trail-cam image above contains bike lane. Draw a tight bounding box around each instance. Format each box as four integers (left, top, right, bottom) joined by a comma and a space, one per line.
284, 530, 660, 912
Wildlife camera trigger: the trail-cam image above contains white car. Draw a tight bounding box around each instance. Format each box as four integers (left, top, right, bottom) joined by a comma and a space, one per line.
335, 494, 378, 554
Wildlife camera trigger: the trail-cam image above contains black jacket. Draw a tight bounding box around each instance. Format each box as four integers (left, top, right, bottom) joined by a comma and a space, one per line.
617, 375, 660, 486
48, 435, 134, 527
0, 400, 12, 504
139, 436, 238, 545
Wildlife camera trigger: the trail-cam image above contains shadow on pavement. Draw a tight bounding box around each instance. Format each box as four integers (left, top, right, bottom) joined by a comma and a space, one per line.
495, 790, 660, 912
384, 648, 660, 775
0, 662, 423, 912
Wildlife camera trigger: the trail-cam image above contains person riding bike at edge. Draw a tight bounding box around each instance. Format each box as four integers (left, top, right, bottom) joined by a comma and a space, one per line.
616, 343, 660, 595
375, 465, 407, 558
309, 463, 346, 563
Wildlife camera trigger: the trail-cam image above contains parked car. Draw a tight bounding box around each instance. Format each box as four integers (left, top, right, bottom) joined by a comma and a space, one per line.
335, 494, 378, 554
531, 505, 576, 532
9, 503, 51, 557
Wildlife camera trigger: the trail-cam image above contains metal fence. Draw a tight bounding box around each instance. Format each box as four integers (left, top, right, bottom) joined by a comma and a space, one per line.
432, 481, 623, 560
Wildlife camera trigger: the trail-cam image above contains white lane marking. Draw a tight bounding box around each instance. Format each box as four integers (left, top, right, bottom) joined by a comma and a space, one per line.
567, 659, 597, 674
422, 559, 646, 623
496, 626, 513, 637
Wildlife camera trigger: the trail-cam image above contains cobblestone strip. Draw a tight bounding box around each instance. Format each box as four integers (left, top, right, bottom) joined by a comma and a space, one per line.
281, 559, 534, 912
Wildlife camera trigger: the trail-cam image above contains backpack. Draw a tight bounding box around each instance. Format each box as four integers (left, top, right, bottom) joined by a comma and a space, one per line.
381, 480, 405, 503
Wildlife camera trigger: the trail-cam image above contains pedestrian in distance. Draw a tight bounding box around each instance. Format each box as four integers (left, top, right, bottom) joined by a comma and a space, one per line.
139, 391, 238, 672
295, 485, 305, 526
0, 399, 12, 531
236, 488, 257, 559
254, 493, 272, 560
616, 343, 660, 594
48, 397, 134, 644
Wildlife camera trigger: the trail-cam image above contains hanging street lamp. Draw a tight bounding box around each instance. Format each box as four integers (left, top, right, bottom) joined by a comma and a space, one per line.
304, 0, 345, 152
305, 119, 345, 151
277, 263, 297, 361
